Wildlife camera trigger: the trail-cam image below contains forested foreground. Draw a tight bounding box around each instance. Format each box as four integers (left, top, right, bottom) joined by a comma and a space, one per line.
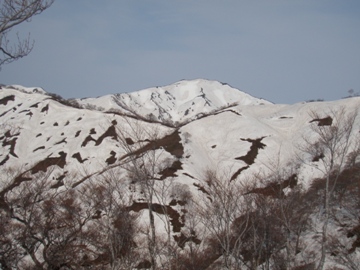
1, 108, 360, 270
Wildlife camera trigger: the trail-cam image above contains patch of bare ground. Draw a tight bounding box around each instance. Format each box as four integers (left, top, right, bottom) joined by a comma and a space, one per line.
41, 104, 49, 113
1, 130, 20, 158
95, 125, 117, 145
31, 151, 67, 174
81, 122, 118, 147
72, 152, 88, 163
128, 202, 184, 233
19, 109, 29, 114
0, 154, 9, 165
158, 160, 182, 180
105, 151, 116, 165
235, 137, 266, 165
120, 130, 184, 162
0, 95, 15, 105
81, 135, 96, 147
0, 108, 12, 117
54, 138, 67, 145
310, 116, 332, 126
125, 137, 134, 145
245, 174, 298, 198
33, 146, 45, 152
231, 137, 266, 181
183, 172, 195, 179
2, 137, 18, 157
230, 166, 250, 181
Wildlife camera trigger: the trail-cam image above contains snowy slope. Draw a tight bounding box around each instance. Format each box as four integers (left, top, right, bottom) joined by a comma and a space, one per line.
1, 80, 360, 269
77, 79, 271, 123
1, 81, 360, 189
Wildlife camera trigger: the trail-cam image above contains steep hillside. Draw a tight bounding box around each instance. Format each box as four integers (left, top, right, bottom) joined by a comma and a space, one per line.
0, 81, 360, 269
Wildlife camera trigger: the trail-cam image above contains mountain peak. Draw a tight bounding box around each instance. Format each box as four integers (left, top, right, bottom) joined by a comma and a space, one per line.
78, 79, 271, 124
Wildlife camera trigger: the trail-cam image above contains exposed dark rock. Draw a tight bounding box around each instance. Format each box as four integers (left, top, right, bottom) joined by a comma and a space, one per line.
95, 125, 117, 145
158, 160, 183, 180
0, 95, 15, 105
54, 138, 67, 145
183, 172, 195, 179
81, 135, 96, 147
245, 174, 298, 198
125, 137, 134, 145
31, 151, 67, 174
105, 151, 116, 165
41, 104, 49, 113
310, 116, 332, 126
2, 136, 18, 158
235, 137, 266, 165
120, 130, 184, 161
230, 166, 250, 182
33, 146, 45, 152
72, 152, 88, 163
0, 154, 9, 166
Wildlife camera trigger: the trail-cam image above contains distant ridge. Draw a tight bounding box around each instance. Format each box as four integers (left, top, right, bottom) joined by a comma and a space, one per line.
77, 79, 271, 123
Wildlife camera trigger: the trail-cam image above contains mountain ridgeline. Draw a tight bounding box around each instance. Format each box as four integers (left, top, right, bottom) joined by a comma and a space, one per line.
0, 79, 360, 269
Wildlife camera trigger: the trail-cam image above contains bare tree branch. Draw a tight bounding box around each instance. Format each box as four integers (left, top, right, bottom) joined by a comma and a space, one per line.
0, 0, 54, 68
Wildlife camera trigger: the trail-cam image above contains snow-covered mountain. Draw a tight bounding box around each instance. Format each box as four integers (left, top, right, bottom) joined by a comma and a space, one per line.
1, 79, 360, 269
77, 79, 271, 123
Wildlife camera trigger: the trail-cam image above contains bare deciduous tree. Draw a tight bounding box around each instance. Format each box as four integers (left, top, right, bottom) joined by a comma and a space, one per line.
85, 170, 140, 270
301, 107, 359, 269
0, 0, 54, 68
197, 168, 251, 269
114, 117, 177, 270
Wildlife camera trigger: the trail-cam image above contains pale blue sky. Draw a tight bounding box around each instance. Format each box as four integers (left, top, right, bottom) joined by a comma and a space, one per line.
1, 0, 359, 104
